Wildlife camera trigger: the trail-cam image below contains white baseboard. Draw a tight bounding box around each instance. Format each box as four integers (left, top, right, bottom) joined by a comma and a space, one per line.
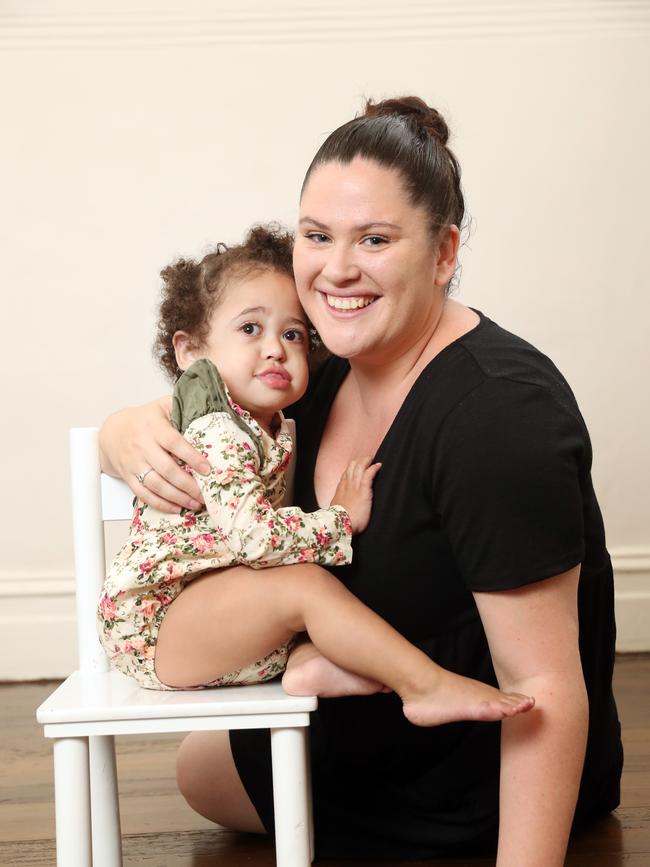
1, 548, 648, 680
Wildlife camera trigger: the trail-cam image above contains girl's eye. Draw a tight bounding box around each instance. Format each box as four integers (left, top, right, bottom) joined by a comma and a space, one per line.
362, 235, 388, 247
283, 329, 305, 343
240, 322, 261, 336
305, 232, 330, 244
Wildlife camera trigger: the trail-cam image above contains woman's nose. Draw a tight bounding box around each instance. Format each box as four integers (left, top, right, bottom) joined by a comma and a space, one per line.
321, 244, 360, 285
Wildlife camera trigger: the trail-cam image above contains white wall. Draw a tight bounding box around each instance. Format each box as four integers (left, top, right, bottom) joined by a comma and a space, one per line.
1, 0, 649, 678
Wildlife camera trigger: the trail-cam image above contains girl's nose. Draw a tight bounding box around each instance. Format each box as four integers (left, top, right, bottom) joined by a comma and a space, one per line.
262, 334, 286, 360
321, 244, 360, 285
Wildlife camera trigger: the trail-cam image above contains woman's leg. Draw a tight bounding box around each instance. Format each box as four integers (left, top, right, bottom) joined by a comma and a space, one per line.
155, 563, 534, 725
176, 730, 265, 833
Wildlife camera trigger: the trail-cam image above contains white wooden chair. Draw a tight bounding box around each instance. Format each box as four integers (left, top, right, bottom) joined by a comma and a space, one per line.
36, 426, 315, 867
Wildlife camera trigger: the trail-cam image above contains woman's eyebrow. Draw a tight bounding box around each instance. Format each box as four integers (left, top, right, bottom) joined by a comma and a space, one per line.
299, 217, 402, 231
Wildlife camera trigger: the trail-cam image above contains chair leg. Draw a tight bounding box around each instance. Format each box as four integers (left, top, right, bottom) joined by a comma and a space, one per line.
53, 737, 92, 867
90, 735, 123, 866
270, 726, 312, 867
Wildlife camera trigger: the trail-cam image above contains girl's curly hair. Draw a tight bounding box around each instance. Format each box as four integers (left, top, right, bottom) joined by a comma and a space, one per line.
154, 224, 297, 382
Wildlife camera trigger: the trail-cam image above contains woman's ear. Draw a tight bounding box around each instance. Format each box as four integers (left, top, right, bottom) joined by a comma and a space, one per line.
433, 225, 461, 288
173, 331, 201, 373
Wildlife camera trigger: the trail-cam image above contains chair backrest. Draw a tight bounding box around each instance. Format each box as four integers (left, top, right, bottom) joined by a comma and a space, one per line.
69, 420, 297, 673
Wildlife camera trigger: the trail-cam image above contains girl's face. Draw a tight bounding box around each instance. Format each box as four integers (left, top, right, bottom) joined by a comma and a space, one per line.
293, 157, 458, 364
175, 269, 310, 430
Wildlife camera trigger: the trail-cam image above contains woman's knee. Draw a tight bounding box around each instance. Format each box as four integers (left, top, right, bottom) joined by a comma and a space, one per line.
176, 731, 265, 834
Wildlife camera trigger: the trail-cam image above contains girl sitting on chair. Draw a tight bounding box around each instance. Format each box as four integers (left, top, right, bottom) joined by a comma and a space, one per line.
97, 224, 534, 727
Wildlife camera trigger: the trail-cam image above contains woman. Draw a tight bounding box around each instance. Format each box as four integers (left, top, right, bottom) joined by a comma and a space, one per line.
100, 96, 623, 864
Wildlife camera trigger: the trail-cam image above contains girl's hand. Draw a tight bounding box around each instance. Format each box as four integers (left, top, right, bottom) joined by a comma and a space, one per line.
330, 456, 382, 534
98, 397, 211, 513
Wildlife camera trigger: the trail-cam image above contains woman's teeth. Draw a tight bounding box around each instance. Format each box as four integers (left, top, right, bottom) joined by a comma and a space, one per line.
326, 295, 376, 310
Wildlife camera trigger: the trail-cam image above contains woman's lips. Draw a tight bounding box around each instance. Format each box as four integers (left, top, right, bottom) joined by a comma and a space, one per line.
256, 368, 291, 389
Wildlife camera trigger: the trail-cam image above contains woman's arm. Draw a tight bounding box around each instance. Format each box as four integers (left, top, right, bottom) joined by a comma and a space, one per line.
98, 396, 210, 512
473, 565, 588, 867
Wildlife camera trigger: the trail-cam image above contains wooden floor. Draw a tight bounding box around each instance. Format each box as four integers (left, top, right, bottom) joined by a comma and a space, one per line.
1, 655, 649, 866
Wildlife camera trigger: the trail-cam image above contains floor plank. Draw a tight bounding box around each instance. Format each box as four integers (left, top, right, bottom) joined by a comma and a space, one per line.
1, 655, 648, 865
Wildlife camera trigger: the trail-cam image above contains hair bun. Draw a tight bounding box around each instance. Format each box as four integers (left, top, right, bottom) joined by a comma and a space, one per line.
363, 96, 449, 147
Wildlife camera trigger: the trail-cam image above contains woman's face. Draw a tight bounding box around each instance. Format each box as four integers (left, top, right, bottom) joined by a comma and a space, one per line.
293, 157, 458, 364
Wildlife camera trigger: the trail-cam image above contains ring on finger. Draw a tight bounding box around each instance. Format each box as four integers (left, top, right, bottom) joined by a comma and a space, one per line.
135, 468, 154, 485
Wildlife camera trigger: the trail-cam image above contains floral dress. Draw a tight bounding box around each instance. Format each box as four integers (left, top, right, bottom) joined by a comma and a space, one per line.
97, 360, 352, 689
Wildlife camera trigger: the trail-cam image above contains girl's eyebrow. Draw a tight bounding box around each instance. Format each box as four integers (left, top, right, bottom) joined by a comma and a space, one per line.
231, 307, 308, 327
299, 216, 402, 231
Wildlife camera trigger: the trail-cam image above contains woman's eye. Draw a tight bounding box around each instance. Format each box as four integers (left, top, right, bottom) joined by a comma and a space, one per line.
283, 329, 305, 343
306, 232, 330, 243
363, 235, 388, 247
240, 322, 261, 336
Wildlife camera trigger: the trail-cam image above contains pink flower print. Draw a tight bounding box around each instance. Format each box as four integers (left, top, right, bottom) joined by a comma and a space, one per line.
298, 548, 316, 563
99, 595, 117, 621
139, 560, 154, 575
283, 514, 301, 532
131, 537, 142, 547
157, 593, 173, 606
183, 512, 197, 527
270, 534, 281, 549
228, 497, 240, 510
268, 519, 275, 528
315, 529, 330, 548
258, 667, 267, 678
131, 508, 143, 529
162, 532, 177, 544
342, 515, 353, 535
139, 599, 160, 619
191, 532, 215, 553
279, 453, 291, 473
242, 442, 251, 451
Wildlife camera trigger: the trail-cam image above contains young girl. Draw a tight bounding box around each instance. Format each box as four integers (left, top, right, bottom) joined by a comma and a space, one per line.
97, 225, 534, 727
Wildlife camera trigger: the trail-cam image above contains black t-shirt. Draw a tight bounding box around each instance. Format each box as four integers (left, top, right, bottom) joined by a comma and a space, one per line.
232, 311, 623, 860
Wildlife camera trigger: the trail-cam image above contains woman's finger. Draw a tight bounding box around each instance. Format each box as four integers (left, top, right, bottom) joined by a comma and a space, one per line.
131, 478, 184, 514
132, 448, 204, 511
134, 470, 200, 513
158, 428, 211, 476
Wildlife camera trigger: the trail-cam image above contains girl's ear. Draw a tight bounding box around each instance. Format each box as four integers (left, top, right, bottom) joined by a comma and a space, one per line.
173, 331, 201, 372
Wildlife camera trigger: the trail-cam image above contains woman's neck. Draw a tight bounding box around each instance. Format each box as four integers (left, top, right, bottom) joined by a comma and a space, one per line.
347, 299, 475, 411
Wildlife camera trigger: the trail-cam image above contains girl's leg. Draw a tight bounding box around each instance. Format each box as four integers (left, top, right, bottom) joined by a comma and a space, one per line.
282, 636, 390, 697
155, 563, 534, 725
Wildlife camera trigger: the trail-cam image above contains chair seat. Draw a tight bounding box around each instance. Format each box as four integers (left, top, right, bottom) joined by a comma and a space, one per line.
37, 670, 317, 737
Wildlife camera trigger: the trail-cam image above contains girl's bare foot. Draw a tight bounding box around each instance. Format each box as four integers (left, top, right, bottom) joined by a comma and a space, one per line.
402, 668, 535, 727
282, 643, 389, 698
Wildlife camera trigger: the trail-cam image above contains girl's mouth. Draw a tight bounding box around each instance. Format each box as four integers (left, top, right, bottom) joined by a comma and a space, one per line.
256, 368, 291, 389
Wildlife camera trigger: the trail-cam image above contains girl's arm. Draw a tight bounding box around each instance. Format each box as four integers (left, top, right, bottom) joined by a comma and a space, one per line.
98, 397, 210, 512
188, 412, 353, 567
473, 565, 588, 867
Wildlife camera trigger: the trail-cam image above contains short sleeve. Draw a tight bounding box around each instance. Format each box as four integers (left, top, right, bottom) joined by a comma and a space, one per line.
431, 378, 587, 592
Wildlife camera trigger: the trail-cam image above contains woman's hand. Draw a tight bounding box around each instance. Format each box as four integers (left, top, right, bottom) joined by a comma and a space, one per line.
98, 397, 211, 513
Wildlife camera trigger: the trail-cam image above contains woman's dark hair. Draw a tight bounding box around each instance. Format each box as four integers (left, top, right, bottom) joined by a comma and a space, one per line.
302, 96, 465, 240
154, 224, 295, 382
